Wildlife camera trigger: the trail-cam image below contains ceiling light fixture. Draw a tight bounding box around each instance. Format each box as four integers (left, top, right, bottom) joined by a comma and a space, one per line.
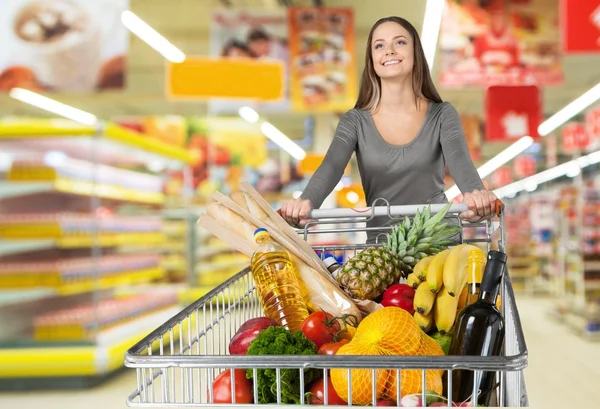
494, 147, 600, 198
238, 106, 259, 123
121, 11, 185, 63
260, 122, 306, 161
9, 88, 97, 125
538, 82, 600, 136
445, 135, 534, 200
421, 0, 446, 70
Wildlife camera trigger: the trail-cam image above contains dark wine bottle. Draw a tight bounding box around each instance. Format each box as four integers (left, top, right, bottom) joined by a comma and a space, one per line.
448, 250, 507, 407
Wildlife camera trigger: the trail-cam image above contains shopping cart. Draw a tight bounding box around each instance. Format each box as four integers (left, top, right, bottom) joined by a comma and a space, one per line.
125, 202, 528, 408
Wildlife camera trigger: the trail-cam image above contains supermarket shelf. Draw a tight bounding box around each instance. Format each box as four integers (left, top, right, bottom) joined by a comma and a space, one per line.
0, 119, 192, 164
0, 239, 55, 256
0, 306, 180, 379
2, 267, 165, 296
0, 180, 164, 204
0, 233, 164, 253
0, 289, 55, 307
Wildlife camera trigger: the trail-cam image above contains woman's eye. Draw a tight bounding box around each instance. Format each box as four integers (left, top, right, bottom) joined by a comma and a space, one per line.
375, 43, 383, 49
396, 40, 407, 46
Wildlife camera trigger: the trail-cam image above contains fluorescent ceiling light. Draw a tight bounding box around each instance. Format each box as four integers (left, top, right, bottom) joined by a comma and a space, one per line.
538, 82, 600, 136
10, 88, 97, 125
260, 122, 306, 161
494, 147, 600, 198
421, 0, 445, 70
121, 11, 185, 63
238, 106, 259, 123
445, 135, 534, 200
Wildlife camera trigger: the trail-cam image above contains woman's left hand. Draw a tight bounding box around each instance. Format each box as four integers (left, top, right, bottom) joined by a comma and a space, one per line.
460, 189, 497, 222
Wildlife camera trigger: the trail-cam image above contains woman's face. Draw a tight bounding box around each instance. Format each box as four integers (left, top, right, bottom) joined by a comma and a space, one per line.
370, 22, 414, 80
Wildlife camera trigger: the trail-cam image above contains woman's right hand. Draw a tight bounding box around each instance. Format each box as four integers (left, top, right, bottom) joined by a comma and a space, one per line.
279, 198, 313, 227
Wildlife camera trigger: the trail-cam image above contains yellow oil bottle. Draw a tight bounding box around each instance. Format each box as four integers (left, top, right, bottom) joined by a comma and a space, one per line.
250, 228, 309, 331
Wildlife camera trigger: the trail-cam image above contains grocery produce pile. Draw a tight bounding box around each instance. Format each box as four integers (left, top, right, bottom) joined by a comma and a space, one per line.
198, 185, 492, 407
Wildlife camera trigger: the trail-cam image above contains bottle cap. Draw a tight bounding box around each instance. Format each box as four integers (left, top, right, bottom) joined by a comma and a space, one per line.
254, 228, 269, 240
323, 257, 340, 269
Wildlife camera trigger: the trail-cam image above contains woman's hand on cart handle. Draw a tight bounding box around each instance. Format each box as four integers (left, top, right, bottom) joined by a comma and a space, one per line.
460, 189, 504, 223
279, 198, 314, 228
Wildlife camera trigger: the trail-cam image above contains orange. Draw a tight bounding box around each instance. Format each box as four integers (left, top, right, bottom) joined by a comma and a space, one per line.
384, 369, 444, 401
330, 307, 427, 404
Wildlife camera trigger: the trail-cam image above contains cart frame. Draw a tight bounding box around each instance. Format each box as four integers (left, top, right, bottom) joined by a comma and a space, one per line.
125, 202, 528, 408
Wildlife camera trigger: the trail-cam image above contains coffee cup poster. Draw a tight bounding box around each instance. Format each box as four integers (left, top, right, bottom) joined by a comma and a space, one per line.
0, 0, 129, 93
439, 0, 563, 87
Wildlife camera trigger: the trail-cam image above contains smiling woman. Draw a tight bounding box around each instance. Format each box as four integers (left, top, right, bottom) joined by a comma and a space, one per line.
280, 16, 497, 239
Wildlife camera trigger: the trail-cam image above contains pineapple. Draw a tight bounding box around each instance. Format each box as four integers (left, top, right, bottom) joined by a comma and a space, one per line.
336, 203, 460, 300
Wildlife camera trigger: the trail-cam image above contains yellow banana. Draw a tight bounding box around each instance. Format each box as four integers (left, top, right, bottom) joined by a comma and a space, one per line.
414, 281, 436, 315
414, 310, 434, 333
443, 244, 480, 296
426, 249, 451, 294
407, 272, 422, 289
434, 286, 460, 334
413, 256, 434, 281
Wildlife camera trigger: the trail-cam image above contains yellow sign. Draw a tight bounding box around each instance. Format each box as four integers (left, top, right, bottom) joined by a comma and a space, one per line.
167, 57, 285, 100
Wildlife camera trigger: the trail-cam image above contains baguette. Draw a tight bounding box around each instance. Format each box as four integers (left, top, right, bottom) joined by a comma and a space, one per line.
206, 201, 256, 243
238, 184, 335, 278
227, 188, 361, 321
197, 214, 256, 257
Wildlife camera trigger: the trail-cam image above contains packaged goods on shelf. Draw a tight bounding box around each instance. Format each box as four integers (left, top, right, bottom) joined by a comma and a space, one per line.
0, 119, 192, 385
34, 290, 178, 341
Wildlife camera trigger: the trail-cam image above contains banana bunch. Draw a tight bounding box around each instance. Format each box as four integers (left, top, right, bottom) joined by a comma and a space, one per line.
411, 245, 486, 334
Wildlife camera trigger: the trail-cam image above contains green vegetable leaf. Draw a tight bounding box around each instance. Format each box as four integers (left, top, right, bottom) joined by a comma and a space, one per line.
245, 326, 319, 404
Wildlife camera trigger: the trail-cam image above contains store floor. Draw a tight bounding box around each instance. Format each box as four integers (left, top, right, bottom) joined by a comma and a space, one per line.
1, 296, 598, 409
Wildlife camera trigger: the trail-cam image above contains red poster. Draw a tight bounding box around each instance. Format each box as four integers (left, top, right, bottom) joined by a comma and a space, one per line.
562, 0, 600, 53
485, 85, 541, 141
492, 167, 513, 188
585, 106, 600, 150
562, 122, 588, 153
514, 155, 536, 177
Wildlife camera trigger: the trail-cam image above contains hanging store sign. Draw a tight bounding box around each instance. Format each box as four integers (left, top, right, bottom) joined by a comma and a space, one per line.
439, 0, 563, 87
585, 106, 600, 150
288, 7, 357, 113
562, 122, 589, 153
562, 0, 600, 53
166, 57, 284, 101
0, 0, 129, 93
485, 85, 541, 141
514, 155, 537, 178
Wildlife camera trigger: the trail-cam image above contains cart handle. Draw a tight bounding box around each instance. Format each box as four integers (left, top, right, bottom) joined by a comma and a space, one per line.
306, 199, 505, 220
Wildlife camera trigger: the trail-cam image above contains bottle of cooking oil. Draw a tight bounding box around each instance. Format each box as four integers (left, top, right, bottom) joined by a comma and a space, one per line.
251, 228, 309, 331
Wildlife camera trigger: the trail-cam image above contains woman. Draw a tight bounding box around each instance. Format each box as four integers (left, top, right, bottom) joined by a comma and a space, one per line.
280, 16, 496, 233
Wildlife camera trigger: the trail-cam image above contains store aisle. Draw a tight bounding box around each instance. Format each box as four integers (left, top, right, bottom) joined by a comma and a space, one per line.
0, 296, 598, 409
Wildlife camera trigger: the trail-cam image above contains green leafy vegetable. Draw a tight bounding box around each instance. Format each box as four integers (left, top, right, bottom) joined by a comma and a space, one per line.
245, 326, 319, 404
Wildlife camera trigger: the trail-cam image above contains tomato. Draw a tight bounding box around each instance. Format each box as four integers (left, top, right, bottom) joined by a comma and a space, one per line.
318, 339, 349, 355
308, 377, 346, 405
211, 368, 253, 404
300, 311, 341, 349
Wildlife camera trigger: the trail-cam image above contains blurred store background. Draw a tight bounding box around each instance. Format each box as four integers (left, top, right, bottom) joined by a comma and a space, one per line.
0, 0, 599, 408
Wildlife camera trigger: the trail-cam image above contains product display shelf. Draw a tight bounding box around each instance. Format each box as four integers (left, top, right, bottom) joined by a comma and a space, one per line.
0, 119, 193, 387
551, 180, 600, 340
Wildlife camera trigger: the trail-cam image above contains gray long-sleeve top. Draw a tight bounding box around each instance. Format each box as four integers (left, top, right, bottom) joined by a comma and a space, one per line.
300, 102, 484, 239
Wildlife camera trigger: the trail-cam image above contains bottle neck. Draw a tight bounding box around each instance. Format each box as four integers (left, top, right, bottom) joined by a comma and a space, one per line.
479, 289, 499, 305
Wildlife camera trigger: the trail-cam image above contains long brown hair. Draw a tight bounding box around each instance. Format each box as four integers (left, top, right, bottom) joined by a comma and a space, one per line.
354, 16, 442, 112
